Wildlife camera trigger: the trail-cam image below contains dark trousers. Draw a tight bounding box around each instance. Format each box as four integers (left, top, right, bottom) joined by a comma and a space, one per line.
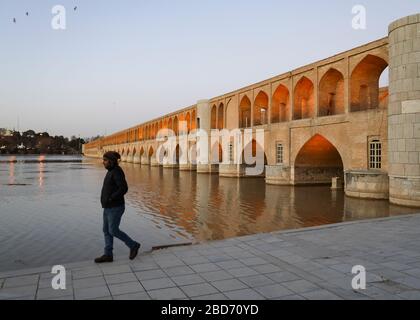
103, 205, 138, 256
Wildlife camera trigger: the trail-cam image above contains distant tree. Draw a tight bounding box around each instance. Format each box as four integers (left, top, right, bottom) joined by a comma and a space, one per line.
0, 129, 88, 154
22, 130, 36, 138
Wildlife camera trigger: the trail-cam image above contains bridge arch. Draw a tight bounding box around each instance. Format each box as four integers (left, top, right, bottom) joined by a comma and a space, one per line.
174, 116, 179, 136
175, 144, 181, 164
319, 68, 345, 116
239, 95, 252, 128
242, 139, 268, 176
293, 134, 344, 185
168, 118, 173, 132
293, 76, 315, 120
211, 142, 223, 164
185, 112, 191, 133
211, 105, 217, 129
350, 54, 388, 112
159, 121, 163, 134
191, 110, 197, 130
272, 84, 290, 123
148, 146, 154, 162
218, 103, 224, 130
224, 97, 236, 130
254, 91, 269, 126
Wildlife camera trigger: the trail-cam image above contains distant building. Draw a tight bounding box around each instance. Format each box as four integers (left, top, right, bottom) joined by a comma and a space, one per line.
0, 128, 13, 137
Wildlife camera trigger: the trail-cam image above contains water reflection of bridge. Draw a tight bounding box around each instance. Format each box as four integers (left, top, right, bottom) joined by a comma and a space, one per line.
120, 164, 417, 242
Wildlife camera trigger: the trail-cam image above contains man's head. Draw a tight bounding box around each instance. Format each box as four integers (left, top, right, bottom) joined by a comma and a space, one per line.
103, 151, 121, 170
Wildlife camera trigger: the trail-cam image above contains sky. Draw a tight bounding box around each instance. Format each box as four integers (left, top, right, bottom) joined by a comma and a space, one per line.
0, 1, 418, 139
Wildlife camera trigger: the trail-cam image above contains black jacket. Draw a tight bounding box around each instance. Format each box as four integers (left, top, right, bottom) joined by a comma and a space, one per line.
101, 165, 128, 208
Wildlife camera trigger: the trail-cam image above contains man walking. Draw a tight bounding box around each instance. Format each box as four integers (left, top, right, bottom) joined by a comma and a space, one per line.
95, 151, 141, 263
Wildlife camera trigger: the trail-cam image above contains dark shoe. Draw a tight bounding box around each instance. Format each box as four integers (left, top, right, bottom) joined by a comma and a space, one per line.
94, 255, 113, 264
129, 243, 141, 260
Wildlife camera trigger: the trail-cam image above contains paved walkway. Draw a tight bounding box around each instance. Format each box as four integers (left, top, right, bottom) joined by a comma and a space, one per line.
1, 214, 420, 300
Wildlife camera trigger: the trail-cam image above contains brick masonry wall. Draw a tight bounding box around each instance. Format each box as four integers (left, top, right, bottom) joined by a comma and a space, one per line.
388, 13, 420, 206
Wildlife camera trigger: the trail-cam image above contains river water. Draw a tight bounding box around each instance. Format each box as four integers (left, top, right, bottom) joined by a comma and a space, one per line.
0, 155, 418, 272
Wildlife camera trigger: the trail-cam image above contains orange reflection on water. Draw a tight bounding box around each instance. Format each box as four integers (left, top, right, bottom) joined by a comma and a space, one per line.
38, 162, 45, 188
8, 160, 15, 185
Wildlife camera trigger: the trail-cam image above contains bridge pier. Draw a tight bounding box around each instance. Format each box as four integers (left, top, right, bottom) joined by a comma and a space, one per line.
133, 155, 141, 164
179, 164, 197, 171
265, 165, 291, 185
126, 155, 134, 163
197, 164, 210, 173
210, 164, 219, 174
344, 170, 389, 200
219, 164, 246, 178
141, 156, 149, 166
150, 158, 160, 167
197, 164, 219, 174
163, 163, 179, 169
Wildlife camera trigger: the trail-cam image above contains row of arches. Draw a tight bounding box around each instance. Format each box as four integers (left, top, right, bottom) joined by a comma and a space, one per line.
115, 141, 268, 169
208, 136, 342, 166
239, 54, 388, 128
119, 146, 152, 159
92, 55, 388, 155
211, 103, 225, 130
136, 110, 197, 142
116, 144, 183, 165
112, 134, 346, 185
209, 139, 267, 168
207, 134, 345, 185
102, 110, 197, 146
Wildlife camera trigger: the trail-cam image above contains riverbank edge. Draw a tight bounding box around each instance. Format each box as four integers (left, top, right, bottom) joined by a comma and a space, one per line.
1, 213, 418, 279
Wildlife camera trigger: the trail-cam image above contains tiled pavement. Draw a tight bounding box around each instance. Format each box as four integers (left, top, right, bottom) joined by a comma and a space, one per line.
1, 214, 420, 300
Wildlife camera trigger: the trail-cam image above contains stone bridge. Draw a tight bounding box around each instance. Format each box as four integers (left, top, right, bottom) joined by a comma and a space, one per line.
84, 14, 420, 208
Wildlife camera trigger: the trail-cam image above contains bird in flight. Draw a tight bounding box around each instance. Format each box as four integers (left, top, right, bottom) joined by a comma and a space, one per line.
74, 6, 78, 11
13, 18, 16, 23
26, 12, 29, 16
